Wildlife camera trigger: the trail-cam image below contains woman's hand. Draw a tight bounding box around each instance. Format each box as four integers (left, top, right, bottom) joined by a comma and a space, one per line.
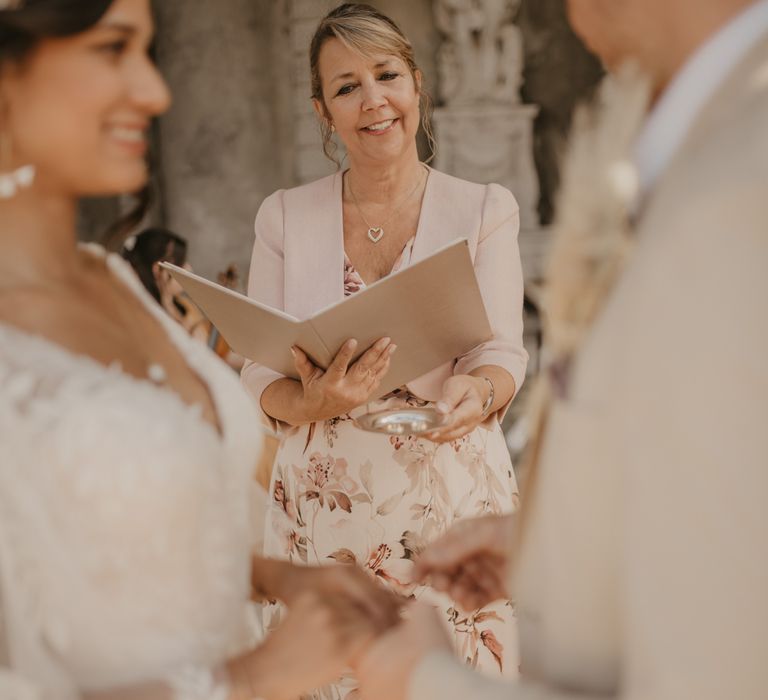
253, 557, 402, 632
292, 337, 396, 423
413, 514, 514, 611
426, 374, 490, 443
171, 292, 210, 340
235, 591, 382, 700
356, 602, 452, 700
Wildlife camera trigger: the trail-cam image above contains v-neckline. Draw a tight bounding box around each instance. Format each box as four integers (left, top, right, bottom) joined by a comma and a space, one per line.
0, 245, 227, 443
338, 164, 432, 286
343, 235, 416, 290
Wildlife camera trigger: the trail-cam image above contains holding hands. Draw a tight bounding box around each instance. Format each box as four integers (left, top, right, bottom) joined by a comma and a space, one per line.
242, 590, 382, 700
354, 514, 515, 700
245, 558, 402, 699
356, 602, 453, 700
248, 514, 515, 699
414, 514, 515, 611
252, 556, 402, 631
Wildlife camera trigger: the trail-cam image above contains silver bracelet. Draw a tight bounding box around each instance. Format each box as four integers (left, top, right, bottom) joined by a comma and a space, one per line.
480, 376, 495, 417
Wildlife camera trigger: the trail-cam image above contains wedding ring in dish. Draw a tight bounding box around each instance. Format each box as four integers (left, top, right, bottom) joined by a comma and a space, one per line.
354, 407, 448, 436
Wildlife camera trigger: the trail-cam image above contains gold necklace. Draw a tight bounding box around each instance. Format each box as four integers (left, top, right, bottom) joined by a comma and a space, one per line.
346, 164, 428, 243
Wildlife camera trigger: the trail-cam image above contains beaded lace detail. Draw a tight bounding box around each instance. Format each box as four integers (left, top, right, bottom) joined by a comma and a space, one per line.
0, 249, 264, 698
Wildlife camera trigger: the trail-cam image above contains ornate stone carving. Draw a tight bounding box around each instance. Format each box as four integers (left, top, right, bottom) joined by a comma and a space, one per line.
435, 0, 524, 105
433, 104, 539, 225
433, 0, 548, 280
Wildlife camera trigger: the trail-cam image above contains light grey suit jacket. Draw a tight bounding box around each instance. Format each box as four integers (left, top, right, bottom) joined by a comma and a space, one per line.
410, 32, 768, 700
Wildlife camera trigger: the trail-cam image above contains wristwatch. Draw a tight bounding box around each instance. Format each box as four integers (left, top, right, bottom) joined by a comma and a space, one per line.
480, 376, 495, 417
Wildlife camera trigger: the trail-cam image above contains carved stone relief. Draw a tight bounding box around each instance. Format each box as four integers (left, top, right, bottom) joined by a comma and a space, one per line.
432, 0, 547, 280
435, 0, 524, 106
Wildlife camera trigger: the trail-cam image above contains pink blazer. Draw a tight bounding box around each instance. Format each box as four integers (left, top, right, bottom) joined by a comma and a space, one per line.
241, 166, 528, 429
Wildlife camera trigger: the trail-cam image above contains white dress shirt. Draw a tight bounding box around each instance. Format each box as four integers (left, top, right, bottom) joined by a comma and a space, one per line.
634, 0, 768, 192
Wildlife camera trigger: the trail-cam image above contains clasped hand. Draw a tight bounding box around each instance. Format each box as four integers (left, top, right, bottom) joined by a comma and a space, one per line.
292, 337, 397, 423
270, 573, 451, 700
260, 514, 514, 700
357, 514, 516, 700
255, 561, 401, 700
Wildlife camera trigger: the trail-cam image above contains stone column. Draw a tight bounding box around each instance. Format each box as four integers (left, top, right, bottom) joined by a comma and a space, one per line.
432, 0, 548, 280
433, 103, 539, 227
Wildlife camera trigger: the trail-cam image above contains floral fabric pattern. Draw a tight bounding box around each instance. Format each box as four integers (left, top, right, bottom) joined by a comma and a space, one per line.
263, 238, 520, 699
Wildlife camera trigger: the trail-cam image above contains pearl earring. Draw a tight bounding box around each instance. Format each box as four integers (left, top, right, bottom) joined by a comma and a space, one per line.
0, 132, 35, 200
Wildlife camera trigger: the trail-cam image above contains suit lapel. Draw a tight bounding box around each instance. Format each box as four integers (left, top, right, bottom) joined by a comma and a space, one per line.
655, 33, 768, 198
684, 32, 768, 149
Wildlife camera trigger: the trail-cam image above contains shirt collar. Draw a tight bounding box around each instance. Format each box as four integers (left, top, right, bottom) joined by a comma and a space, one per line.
633, 0, 768, 193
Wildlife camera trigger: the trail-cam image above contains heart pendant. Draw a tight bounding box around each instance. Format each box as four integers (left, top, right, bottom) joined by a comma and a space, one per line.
367, 227, 384, 243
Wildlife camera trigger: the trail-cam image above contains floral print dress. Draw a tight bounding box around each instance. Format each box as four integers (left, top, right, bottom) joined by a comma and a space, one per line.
263, 237, 520, 699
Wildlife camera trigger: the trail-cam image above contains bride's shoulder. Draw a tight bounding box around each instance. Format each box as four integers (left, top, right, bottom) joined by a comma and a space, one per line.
0, 287, 57, 347
0, 287, 88, 361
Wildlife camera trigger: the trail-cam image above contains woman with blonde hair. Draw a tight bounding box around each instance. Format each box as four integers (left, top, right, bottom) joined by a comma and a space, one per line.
242, 3, 528, 696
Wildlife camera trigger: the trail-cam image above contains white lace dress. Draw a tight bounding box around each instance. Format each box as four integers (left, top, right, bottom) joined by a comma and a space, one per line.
0, 249, 264, 700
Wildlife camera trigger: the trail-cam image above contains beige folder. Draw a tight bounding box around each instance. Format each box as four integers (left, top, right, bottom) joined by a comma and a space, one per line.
161, 238, 491, 396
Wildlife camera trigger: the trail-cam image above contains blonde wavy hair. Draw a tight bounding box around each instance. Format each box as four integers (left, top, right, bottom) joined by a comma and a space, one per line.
309, 2, 436, 165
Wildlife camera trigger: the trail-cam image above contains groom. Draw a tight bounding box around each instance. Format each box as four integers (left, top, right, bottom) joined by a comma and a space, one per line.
356, 1, 768, 698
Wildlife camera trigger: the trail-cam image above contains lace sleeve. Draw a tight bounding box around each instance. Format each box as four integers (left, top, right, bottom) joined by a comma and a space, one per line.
0, 558, 45, 700
0, 671, 42, 700
165, 666, 232, 700
0, 623, 42, 700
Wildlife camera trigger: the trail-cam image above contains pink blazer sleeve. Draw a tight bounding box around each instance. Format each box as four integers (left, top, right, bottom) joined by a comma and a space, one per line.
240, 190, 288, 433
454, 183, 529, 417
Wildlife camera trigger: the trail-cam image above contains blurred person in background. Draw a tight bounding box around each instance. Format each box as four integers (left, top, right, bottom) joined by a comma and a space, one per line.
0, 1, 399, 698
121, 228, 205, 337
122, 227, 246, 370
355, 0, 768, 698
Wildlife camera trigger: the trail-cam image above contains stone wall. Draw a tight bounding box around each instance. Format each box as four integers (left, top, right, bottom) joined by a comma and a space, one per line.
150, 0, 282, 279
517, 0, 602, 224
79, 0, 601, 283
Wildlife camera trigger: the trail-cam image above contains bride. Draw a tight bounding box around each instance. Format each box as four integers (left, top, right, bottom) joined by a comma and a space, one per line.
0, 1, 398, 698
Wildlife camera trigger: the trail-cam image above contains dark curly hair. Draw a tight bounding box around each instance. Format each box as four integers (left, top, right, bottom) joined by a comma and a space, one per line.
121, 228, 188, 304
0, 0, 114, 64
1, 0, 156, 250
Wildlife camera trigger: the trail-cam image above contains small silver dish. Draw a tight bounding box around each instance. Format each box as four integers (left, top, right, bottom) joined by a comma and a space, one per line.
354, 407, 448, 436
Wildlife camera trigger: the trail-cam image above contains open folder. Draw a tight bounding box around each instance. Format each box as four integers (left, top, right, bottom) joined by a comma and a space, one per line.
161, 238, 491, 397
